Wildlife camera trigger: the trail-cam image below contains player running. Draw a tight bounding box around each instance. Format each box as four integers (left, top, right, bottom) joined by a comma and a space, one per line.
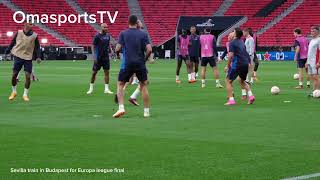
86, 23, 113, 95
224, 28, 255, 105
4, 21, 41, 102
176, 29, 192, 83
293, 28, 310, 89
189, 26, 200, 82
306, 26, 320, 92
113, 15, 152, 118
199, 28, 223, 88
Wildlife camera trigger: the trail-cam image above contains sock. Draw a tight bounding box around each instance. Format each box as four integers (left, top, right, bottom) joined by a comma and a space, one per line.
105, 84, 109, 91
299, 81, 303, 86
241, 89, 247, 96
229, 97, 235, 101
250, 77, 254, 82
247, 90, 253, 97
130, 88, 140, 99
191, 72, 195, 80
215, 79, 220, 84
144, 108, 150, 114
12, 86, 17, 93
196, 72, 198, 77
307, 81, 311, 86
176, 75, 179, 81
119, 104, 125, 111
23, 88, 29, 96
188, 74, 191, 81
89, 83, 94, 90
202, 79, 205, 84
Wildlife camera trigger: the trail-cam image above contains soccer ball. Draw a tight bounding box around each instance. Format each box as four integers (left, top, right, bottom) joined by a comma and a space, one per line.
312, 90, 320, 98
293, 73, 299, 80
271, 86, 280, 95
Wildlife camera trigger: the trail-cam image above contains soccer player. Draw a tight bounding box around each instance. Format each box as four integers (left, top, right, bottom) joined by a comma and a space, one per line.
113, 15, 152, 118
249, 28, 259, 81
86, 23, 113, 95
176, 29, 192, 83
199, 28, 223, 88
4, 22, 41, 102
189, 26, 200, 82
224, 28, 255, 105
128, 19, 145, 106
293, 28, 310, 89
306, 25, 320, 91
240, 28, 255, 99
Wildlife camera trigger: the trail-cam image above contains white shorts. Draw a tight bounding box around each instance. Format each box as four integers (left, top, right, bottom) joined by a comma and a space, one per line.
307, 64, 319, 75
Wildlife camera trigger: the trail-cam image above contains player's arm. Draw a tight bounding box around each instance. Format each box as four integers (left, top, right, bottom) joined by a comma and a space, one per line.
115, 44, 122, 57
317, 44, 320, 68
221, 48, 227, 60
34, 37, 41, 63
293, 40, 300, 61
248, 39, 254, 56
144, 33, 152, 60
212, 37, 218, 57
4, 32, 18, 60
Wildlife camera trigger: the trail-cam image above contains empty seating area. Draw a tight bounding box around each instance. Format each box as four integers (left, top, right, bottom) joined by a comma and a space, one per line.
76, 0, 130, 39
259, 0, 320, 46
139, 0, 222, 45
2, 0, 320, 47
0, 4, 65, 46
11, 0, 97, 46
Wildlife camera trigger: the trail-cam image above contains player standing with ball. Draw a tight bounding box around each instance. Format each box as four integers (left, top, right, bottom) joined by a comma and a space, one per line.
306, 26, 320, 92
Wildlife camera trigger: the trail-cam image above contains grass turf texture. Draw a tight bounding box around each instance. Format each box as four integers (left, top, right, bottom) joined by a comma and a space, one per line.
0, 60, 320, 180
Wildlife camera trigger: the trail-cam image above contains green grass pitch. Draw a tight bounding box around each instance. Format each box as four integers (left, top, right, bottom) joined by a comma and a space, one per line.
0, 60, 320, 180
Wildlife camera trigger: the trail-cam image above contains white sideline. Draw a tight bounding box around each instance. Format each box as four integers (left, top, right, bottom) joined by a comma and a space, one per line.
281, 173, 320, 180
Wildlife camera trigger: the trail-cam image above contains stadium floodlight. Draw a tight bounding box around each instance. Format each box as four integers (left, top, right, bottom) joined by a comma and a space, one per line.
41, 38, 48, 44
6, 31, 14, 37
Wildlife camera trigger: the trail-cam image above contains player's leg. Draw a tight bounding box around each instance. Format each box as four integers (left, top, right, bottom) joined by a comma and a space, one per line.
31, 66, 38, 81
176, 56, 182, 83
210, 57, 223, 88
253, 53, 259, 80
296, 59, 305, 88
303, 59, 311, 88
185, 57, 192, 82
190, 57, 195, 81
22, 60, 33, 102
113, 69, 132, 118
239, 66, 255, 104
87, 62, 100, 94
129, 84, 140, 106
201, 58, 208, 88
136, 68, 150, 117
195, 58, 199, 79
225, 68, 237, 105
103, 60, 113, 94
248, 58, 254, 84
9, 57, 23, 100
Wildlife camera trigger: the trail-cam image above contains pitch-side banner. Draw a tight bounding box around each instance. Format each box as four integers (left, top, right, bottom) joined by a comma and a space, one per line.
177, 16, 244, 32
256, 51, 295, 61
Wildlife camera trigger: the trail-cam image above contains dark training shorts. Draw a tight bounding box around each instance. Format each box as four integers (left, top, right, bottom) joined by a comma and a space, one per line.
118, 66, 148, 83
297, 58, 307, 68
227, 65, 248, 81
13, 56, 33, 73
201, 56, 216, 67
190, 56, 199, 63
93, 59, 110, 71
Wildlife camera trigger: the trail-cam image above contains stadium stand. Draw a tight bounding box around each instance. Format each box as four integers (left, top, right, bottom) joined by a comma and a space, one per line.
76, 0, 130, 40
259, 0, 320, 46
139, 0, 223, 45
0, 3, 65, 46
11, 0, 97, 46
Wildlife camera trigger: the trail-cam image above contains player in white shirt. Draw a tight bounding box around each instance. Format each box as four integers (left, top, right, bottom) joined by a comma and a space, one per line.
241, 28, 255, 99
306, 26, 320, 91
